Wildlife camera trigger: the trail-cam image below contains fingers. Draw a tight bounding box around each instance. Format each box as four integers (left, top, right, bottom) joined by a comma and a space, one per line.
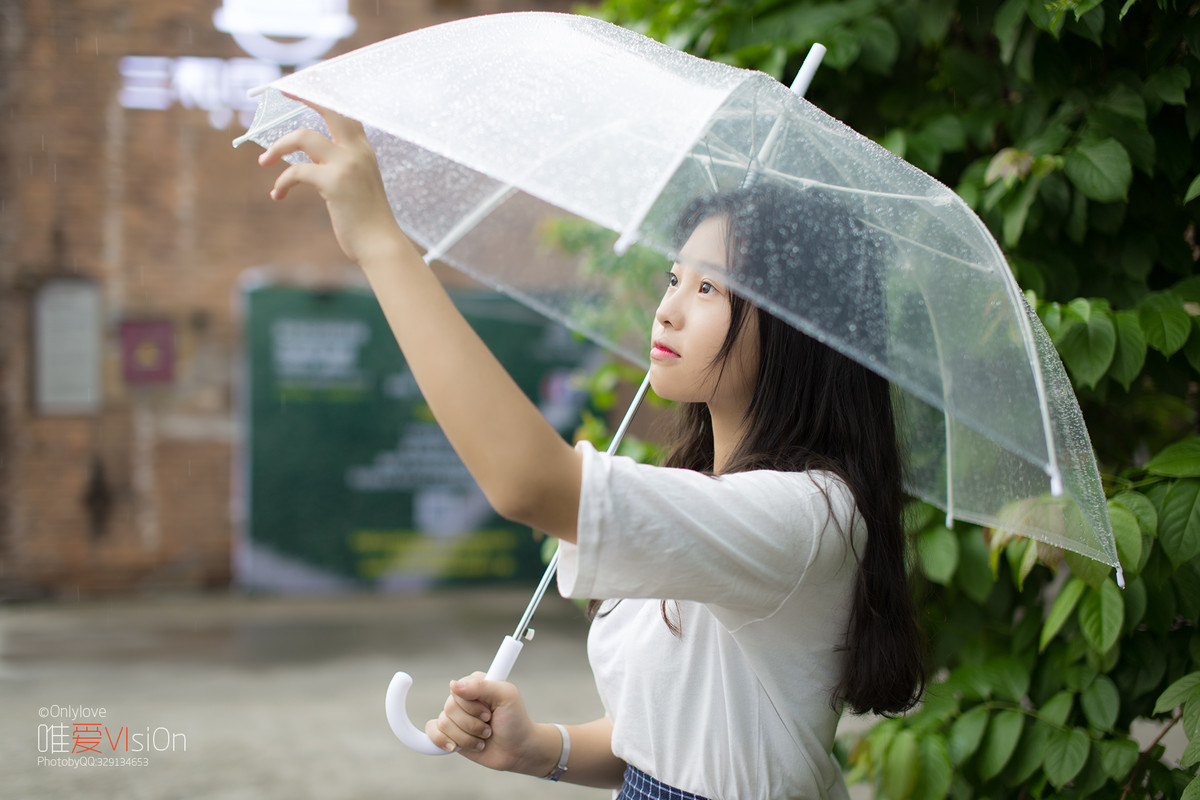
449, 680, 493, 723
258, 128, 337, 167
268, 162, 321, 201
428, 679, 494, 752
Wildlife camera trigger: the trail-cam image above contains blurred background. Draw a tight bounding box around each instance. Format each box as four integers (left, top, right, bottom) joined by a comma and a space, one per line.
0, 1, 633, 797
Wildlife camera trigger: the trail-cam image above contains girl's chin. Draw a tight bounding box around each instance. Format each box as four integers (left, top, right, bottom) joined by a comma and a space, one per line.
648, 377, 704, 405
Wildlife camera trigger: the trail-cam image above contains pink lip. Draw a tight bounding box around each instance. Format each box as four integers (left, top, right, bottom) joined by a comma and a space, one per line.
651, 341, 680, 359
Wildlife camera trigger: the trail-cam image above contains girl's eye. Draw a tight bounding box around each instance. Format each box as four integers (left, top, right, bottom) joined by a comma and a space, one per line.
666, 272, 678, 287
699, 281, 714, 295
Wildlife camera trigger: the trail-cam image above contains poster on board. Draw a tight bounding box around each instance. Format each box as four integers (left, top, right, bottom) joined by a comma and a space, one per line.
237, 283, 600, 592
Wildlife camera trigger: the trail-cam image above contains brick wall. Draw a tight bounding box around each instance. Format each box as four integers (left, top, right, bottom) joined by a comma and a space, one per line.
0, 0, 576, 597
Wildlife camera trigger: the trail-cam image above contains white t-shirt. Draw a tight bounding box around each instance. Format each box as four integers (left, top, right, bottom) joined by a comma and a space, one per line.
556, 441, 863, 800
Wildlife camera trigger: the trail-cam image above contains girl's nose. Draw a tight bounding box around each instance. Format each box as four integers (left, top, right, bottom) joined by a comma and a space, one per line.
655, 294, 680, 329
655, 284, 684, 329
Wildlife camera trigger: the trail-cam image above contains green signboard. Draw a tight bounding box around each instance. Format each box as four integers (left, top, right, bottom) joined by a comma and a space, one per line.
238, 283, 597, 592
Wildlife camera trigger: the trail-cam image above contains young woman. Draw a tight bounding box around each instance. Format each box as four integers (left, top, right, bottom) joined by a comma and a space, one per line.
259, 105, 926, 800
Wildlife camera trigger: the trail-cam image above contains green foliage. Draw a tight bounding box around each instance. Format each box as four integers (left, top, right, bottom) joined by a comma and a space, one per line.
579, 0, 1200, 796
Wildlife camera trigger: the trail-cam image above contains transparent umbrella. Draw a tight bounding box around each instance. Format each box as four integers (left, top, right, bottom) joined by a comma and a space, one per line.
234, 10, 1120, 754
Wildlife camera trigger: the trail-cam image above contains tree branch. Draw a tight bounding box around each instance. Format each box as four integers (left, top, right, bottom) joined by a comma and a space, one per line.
1119, 710, 1183, 800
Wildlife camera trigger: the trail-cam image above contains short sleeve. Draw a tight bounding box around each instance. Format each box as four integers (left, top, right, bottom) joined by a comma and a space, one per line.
556, 440, 855, 619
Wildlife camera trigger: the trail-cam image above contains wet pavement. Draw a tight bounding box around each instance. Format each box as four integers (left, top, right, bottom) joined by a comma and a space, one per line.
0, 588, 608, 799
0, 588, 874, 799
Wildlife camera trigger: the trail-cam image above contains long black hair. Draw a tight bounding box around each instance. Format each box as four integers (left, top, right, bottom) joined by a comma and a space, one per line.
594, 185, 926, 717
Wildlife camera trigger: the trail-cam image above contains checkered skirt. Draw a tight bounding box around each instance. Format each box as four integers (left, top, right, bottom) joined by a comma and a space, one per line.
617, 766, 712, 800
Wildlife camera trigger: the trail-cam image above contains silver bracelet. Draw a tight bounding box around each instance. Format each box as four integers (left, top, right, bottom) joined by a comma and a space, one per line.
542, 723, 570, 782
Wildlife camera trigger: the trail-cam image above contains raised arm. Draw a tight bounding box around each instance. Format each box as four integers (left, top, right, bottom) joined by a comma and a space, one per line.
259, 105, 582, 542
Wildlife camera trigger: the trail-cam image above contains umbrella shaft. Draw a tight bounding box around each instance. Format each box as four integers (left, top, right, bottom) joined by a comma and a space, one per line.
510, 371, 653, 642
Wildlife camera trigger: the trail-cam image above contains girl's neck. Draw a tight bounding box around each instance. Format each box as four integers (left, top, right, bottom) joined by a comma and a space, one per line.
709, 403, 749, 474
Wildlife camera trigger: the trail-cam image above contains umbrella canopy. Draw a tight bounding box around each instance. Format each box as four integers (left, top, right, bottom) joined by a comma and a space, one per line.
234, 11, 1120, 583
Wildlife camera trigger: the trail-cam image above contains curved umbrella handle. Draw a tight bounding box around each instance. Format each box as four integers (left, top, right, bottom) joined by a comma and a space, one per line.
385, 635, 525, 755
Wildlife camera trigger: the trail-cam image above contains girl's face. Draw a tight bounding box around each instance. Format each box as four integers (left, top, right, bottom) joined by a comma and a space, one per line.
649, 216, 759, 415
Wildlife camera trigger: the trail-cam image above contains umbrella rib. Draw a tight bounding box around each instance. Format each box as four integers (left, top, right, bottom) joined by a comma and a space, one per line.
613, 81, 754, 254
422, 184, 516, 264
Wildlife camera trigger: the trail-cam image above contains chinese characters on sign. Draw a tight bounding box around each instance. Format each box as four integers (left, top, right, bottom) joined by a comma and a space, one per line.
117, 0, 358, 129
118, 56, 280, 129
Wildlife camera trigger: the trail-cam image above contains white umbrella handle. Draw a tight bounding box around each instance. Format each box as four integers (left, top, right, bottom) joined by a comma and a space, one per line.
385, 634, 525, 756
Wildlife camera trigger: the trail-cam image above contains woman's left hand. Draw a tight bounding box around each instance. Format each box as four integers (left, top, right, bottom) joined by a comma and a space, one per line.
257, 102, 412, 267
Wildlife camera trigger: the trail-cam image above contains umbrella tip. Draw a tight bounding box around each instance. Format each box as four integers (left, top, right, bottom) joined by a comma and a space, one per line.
1115, 564, 1125, 589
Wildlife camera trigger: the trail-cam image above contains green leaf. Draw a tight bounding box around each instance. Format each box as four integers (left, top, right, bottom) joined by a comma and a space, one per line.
1054, 303, 1116, 388
854, 17, 900, 74
1065, 546, 1112, 588
1186, 174, 1200, 204
1122, 575, 1148, 631
994, 0, 1025, 64
1185, 317, 1200, 375
1041, 576, 1087, 652
1111, 491, 1158, 537
1006, 720, 1051, 785
921, 114, 966, 152
1185, 775, 1200, 800
1182, 738, 1200, 768
948, 705, 991, 766
1109, 311, 1147, 390
1119, 0, 1138, 19
885, 729, 920, 800
979, 709, 1025, 780
1145, 66, 1191, 107
1180, 278, 1200, 304
1003, 176, 1041, 247
987, 656, 1031, 703
918, 524, 959, 584
1064, 138, 1132, 202
1154, 671, 1200, 715
1080, 674, 1120, 731
1139, 293, 1191, 356
1109, 505, 1143, 577
1099, 738, 1140, 781
1078, 578, 1124, 654
957, 527, 995, 604
1067, 186, 1087, 243
1159, 479, 1200, 567
911, 733, 953, 800
1044, 727, 1091, 788
867, 718, 902, 774
1147, 437, 1200, 477
1185, 696, 1200, 739
1040, 690, 1075, 727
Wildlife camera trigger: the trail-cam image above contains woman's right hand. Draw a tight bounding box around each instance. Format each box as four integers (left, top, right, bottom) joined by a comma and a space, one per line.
258, 101, 415, 269
426, 672, 559, 777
